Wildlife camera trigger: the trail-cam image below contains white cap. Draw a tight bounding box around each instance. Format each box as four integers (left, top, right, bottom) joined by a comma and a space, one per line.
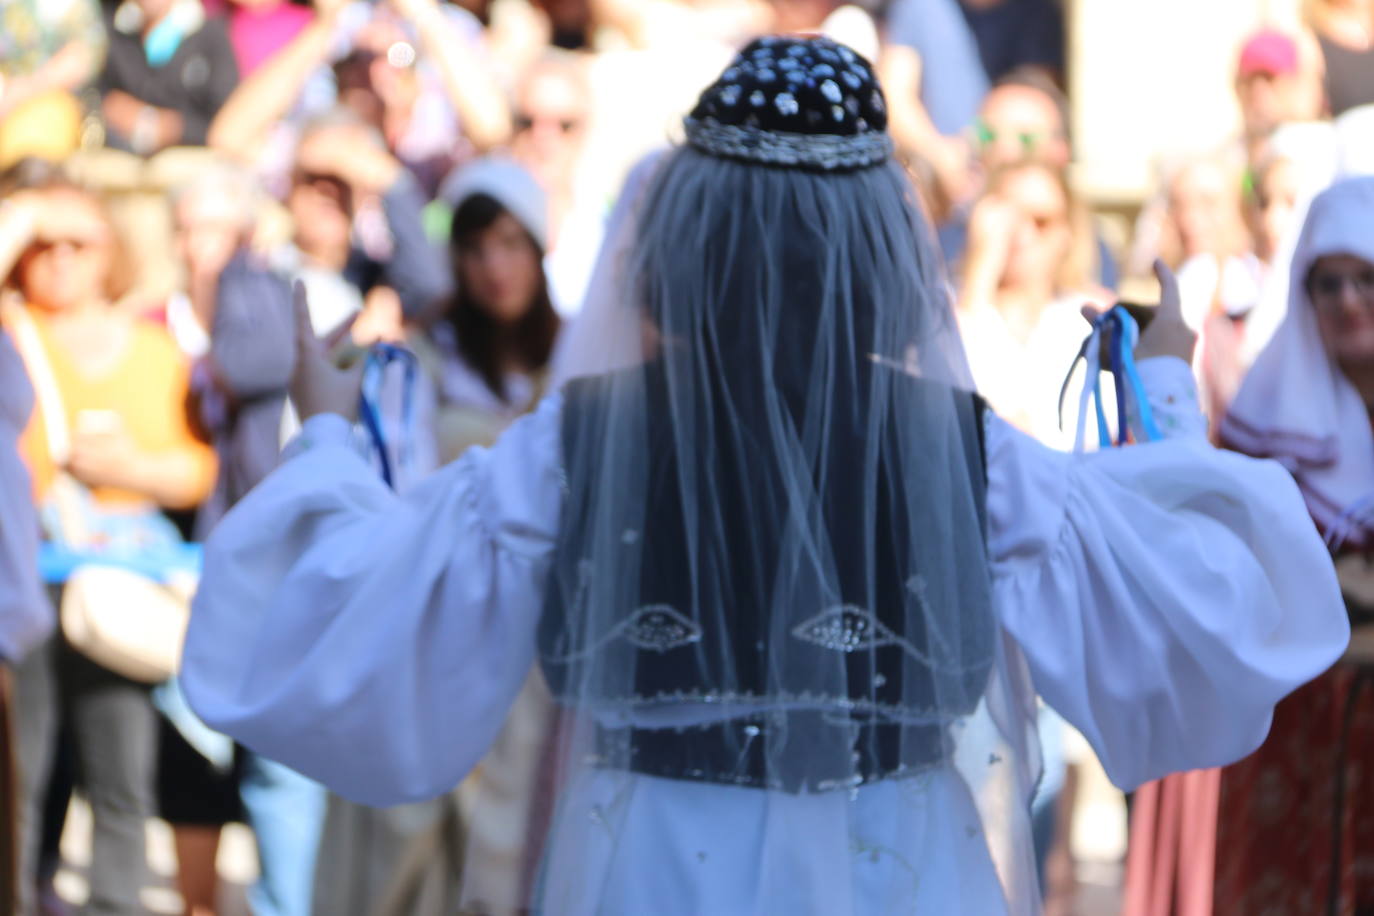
438, 156, 549, 251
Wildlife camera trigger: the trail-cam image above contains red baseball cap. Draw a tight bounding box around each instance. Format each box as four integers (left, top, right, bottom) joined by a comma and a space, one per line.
1238, 29, 1299, 77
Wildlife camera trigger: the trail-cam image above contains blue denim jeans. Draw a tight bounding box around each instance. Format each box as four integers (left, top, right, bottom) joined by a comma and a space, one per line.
240, 752, 327, 916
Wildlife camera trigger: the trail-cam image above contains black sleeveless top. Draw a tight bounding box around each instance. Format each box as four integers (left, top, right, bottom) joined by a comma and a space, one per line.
538, 363, 995, 792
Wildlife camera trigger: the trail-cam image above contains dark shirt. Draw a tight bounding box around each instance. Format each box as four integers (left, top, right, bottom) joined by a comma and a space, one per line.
884, 0, 990, 135
1318, 34, 1374, 117
100, 14, 239, 148
344, 173, 454, 321
883, 0, 1064, 136
958, 0, 1065, 83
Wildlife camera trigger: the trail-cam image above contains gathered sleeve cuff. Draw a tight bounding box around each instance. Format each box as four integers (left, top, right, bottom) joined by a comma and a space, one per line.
986, 368, 1347, 790
182, 394, 565, 806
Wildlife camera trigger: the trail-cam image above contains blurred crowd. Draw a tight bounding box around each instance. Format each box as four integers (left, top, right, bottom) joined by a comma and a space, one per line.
2, 0, 1374, 914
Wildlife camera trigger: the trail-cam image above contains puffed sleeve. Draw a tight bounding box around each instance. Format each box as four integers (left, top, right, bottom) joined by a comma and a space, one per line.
181, 393, 565, 807
988, 358, 1349, 791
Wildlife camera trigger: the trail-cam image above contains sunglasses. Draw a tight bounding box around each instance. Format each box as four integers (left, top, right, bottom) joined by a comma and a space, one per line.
292, 170, 351, 193
28, 236, 107, 256
514, 112, 583, 134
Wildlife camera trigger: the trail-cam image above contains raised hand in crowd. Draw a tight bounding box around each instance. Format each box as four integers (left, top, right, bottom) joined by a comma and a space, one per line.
957, 190, 1021, 312
382, 0, 511, 150
1134, 260, 1197, 364
294, 120, 404, 197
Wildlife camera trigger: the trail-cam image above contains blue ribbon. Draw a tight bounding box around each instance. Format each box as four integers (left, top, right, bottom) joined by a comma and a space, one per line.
1058, 305, 1163, 450
357, 343, 419, 490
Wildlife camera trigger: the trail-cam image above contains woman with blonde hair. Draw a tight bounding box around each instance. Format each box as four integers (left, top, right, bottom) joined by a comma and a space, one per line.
957, 158, 1104, 448
2, 162, 215, 915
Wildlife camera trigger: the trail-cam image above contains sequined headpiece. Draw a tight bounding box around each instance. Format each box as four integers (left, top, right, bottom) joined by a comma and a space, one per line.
684, 35, 892, 172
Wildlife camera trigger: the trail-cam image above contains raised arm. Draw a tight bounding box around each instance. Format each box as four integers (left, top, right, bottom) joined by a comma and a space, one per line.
182, 288, 564, 804
207, 3, 342, 162
987, 273, 1346, 789
392, 0, 511, 151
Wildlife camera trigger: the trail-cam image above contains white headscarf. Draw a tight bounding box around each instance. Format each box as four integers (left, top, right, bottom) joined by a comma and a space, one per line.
438, 156, 549, 250
1221, 176, 1374, 547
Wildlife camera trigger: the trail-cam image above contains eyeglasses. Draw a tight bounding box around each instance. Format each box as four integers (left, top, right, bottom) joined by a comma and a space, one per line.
1307, 266, 1374, 310
28, 237, 106, 257
514, 112, 583, 134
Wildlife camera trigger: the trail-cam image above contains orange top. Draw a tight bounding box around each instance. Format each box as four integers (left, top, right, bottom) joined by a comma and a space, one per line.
12, 306, 216, 508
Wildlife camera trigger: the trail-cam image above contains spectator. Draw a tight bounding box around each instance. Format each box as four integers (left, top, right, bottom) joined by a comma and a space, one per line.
208, 0, 509, 196
152, 166, 260, 916
956, 160, 1105, 448
2, 166, 215, 916
273, 110, 449, 335
1215, 174, 1374, 914
971, 68, 1070, 173
0, 0, 105, 167
99, 0, 240, 155
939, 71, 1118, 289
1164, 154, 1256, 330
201, 0, 314, 79
313, 157, 556, 916
1307, 0, 1374, 117
879, 0, 987, 203
1247, 144, 1305, 271
508, 51, 602, 314
423, 157, 561, 460
1234, 28, 1325, 164
881, 0, 1063, 202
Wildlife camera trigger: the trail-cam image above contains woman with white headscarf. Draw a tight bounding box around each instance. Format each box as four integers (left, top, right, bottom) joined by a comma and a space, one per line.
180, 37, 1347, 914
1214, 175, 1374, 913
418, 157, 562, 462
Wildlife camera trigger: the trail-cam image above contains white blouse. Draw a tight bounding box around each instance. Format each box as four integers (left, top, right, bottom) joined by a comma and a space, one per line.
181, 357, 1348, 914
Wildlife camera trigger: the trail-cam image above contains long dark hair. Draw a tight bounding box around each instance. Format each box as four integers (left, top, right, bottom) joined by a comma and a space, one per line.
446, 192, 561, 402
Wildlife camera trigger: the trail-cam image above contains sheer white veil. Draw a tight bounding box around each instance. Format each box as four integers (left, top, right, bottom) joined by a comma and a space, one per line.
493, 36, 1042, 914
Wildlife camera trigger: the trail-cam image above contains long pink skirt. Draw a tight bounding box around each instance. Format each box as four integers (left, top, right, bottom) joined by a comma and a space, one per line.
1122, 768, 1221, 916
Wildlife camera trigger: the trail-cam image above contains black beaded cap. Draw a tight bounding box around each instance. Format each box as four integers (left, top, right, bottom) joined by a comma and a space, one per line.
684, 35, 893, 172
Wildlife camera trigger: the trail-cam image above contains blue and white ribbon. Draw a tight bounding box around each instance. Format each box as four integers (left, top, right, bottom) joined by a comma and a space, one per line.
357, 343, 420, 490
1059, 306, 1163, 452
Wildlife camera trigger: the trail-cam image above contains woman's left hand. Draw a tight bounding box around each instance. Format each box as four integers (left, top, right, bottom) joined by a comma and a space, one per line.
290, 281, 364, 422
